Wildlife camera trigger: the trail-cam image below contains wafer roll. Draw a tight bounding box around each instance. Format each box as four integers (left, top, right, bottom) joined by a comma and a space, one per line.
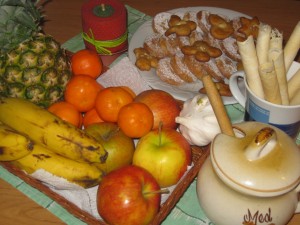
256, 23, 271, 64
290, 88, 300, 105
269, 28, 283, 51
259, 62, 282, 104
237, 36, 265, 99
268, 49, 289, 105
201, 75, 234, 136
284, 21, 300, 72
288, 68, 300, 102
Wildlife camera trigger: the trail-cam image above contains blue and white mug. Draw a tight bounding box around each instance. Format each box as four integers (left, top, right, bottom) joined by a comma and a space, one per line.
229, 62, 300, 138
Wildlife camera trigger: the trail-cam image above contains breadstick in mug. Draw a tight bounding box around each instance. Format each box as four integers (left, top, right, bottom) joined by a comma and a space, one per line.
288, 68, 300, 102
284, 21, 300, 72
256, 23, 271, 64
259, 62, 282, 104
237, 36, 265, 99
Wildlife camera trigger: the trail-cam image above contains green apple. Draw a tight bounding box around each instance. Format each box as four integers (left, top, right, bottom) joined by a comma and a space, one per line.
132, 128, 191, 188
85, 122, 135, 173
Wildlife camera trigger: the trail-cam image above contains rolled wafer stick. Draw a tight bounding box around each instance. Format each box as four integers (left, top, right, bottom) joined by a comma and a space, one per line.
256, 23, 271, 65
284, 21, 300, 72
201, 74, 235, 136
269, 28, 283, 51
259, 62, 282, 104
237, 36, 265, 99
288, 68, 300, 102
268, 49, 289, 105
290, 88, 300, 105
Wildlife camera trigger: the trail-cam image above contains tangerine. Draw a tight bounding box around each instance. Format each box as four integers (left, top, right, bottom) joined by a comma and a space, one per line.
83, 108, 104, 129
71, 49, 103, 79
48, 101, 83, 128
117, 102, 154, 138
64, 75, 104, 113
95, 87, 134, 122
119, 86, 136, 98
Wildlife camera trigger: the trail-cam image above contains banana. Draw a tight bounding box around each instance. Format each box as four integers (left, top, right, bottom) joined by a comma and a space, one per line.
11, 143, 104, 188
0, 123, 34, 161
0, 97, 107, 163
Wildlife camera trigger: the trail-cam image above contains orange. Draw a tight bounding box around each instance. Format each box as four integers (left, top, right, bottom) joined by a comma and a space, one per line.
83, 108, 104, 129
119, 86, 136, 98
48, 101, 83, 128
117, 102, 154, 138
64, 75, 104, 113
95, 87, 134, 122
71, 49, 103, 79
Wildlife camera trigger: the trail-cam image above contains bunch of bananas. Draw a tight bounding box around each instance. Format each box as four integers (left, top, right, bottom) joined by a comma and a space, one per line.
0, 97, 108, 188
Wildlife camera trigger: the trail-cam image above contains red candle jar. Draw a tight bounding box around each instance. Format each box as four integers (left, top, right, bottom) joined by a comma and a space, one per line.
81, 0, 128, 55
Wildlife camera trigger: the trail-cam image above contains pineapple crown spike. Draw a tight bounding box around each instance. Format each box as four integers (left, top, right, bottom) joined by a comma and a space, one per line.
0, 0, 48, 53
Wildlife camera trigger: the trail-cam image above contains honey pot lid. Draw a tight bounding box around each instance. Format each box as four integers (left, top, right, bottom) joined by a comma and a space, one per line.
210, 122, 300, 197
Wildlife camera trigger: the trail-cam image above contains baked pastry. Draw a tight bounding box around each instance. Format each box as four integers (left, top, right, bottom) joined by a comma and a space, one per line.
170, 52, 198, 83
134, 47, 158, 71
165, 14, 197, 36
152, 12, 173, 34
215, 55, 238, 79
183, 54, 208, 80
144, 33, 182, 58
152, 11, 186, 35
133, 9, 260, 96
156, 57, 185, 85
199, 81, 232, 96
196, 10, 242, 62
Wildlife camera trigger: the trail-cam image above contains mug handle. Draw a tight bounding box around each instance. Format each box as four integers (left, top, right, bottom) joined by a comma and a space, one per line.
229, 71, 246, 108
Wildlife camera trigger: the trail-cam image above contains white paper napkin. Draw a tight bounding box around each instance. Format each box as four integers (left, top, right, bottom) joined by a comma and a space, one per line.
96, 56, 151, 94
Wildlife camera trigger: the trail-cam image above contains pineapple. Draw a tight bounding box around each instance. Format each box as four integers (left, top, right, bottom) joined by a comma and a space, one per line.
0, 0, 71, 108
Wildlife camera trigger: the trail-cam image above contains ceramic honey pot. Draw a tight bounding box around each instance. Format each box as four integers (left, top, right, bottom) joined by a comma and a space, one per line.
197, 122, 300, 225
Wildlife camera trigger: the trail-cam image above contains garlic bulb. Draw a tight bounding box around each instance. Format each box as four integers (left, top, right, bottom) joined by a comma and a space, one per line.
175, 94, 221, 146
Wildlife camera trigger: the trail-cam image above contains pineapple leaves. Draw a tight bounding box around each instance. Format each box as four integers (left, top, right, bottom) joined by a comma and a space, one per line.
0, 0, 44, 52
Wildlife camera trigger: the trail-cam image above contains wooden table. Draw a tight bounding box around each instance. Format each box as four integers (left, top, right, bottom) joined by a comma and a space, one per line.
1, 0, 299, 224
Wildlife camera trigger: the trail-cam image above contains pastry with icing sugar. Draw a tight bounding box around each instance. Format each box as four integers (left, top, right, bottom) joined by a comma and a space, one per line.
133, 9, 260, 96
170, 52, 198, 83
156, 57, 185, 85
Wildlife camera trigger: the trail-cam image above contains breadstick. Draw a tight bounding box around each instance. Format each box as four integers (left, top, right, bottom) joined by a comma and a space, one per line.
201, 75, 234, 136
268, 49, 289, 105
288, 68, 300, 102
237, 36, 265, 99
259, 62, 282, 104
284, 21, 300, 72
256, 23, 271, 64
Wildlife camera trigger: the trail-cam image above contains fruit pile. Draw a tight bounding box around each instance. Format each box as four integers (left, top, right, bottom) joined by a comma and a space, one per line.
0, 46, 193, 224
0, 2, 194, 224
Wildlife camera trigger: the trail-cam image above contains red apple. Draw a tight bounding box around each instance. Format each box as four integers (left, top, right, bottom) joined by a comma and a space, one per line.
85, 122, 135, 173
134, 89, 181, 130
132, 128, 191, 188
97, 165, 161, 225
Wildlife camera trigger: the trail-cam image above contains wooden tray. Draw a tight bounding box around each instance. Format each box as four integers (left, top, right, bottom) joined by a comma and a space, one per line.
1, 145, 210, 225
